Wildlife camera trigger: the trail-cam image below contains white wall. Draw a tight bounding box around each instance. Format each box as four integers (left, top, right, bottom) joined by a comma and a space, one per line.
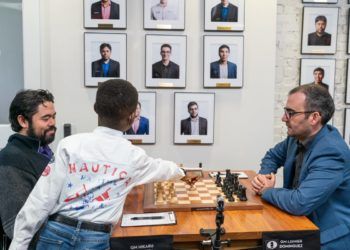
35, 0, 277, 171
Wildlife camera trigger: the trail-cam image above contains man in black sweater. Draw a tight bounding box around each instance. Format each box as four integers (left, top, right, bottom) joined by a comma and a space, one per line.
0, 90, 57, 249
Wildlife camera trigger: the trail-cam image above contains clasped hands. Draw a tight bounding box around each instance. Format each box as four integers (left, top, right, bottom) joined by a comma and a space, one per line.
251, 173, 276, 195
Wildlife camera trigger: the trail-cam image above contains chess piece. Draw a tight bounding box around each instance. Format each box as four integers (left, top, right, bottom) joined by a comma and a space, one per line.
156, 183, 164, 203
215, 173, 222, 187
199, 162, 203, 168
238, 186, 248, 201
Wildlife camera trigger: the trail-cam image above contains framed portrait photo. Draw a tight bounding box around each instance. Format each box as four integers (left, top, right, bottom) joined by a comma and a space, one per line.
84, 0, 126, 29
301, 7, 339, 54
174, 92, 215, 144
145, 35, 186, 88
144, 0, 185, 30
345, 109, 350, 147
84, 33, 126, 87
123, 92, 156, 144
203, 35, 243, 88
347, 59, 350, 104
300, 58, 335, 98
302, 0, 337, 3
204, 0, 245, 31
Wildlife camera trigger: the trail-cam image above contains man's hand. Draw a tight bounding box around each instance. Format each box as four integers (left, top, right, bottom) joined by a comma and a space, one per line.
181, 175, 201, 186
251, 173, 276, 195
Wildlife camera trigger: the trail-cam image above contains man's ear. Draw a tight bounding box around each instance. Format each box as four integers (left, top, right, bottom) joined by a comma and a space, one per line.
17, 115, 29, 130
309, 112, 322, 126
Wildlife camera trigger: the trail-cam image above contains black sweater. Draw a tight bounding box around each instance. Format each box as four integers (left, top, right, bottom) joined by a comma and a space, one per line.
0, 133, 51, 239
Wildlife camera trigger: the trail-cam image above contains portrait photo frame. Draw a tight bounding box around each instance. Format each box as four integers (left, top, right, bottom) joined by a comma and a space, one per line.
174, 92, 215, 144
84, 33, 126, 87
300, 58, 335, 98
347, 59, 350, 104
204, 0, 245, 31
302, 0, 337, 3
84, 0, 127, 29
123, 92, 156, 144
145, 35, 187, 88
143, 0, 185, 30
203, 35, 244, 88
301, 7, 339, 54
344, 108, 350, 147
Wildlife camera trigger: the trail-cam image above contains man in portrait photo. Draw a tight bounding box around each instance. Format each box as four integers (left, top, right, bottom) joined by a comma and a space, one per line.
210, 44, 237, 79
91, 0, 120, 19
309, 67, 329, 90
181, 101, 207, 135
151, 0, 177, 20
152, 43, 179, 79
211, 0, 238, 22
308, 15, 331, 46
124, 102, 149, 135
91, 43, 120, 78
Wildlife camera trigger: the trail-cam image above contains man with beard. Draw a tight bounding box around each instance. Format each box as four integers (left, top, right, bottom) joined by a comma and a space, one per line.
92, 43, 120, 78
308, 15, 332, 46
180, 101, 207, 135
251, 84, 350, 249
0, 89, 56, 248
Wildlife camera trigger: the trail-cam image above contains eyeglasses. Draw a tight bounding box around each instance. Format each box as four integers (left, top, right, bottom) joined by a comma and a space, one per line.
283, 108, 316, 120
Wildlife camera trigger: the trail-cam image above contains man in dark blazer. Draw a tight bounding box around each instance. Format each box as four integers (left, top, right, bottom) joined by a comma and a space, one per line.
181, 102, 207, 135
251, 84, 350, 249
125, 102, 149, 135
211, 0, 238, 22
92, 43, 120, 78
91, 0, 120, 20
210, 44, 237, 79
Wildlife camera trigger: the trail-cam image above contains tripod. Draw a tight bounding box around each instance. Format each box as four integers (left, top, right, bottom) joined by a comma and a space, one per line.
200, 196, 231, 250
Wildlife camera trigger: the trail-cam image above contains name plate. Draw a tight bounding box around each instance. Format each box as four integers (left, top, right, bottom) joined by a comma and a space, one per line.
186, 139, 201, 144
262, 230, 320, 250
216, 83, 231, 88
310, 48, 326, 53
156, 24, 172, 29
158, 82, 174, 87
129, 139, 143, 144
217, 26, 232, 31
110, 235, 173, 250
97, 24, 114, 29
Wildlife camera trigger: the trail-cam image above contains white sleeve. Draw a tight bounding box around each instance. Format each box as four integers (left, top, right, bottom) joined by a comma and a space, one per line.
9, 142, 68, 250
132, 148, 185, 186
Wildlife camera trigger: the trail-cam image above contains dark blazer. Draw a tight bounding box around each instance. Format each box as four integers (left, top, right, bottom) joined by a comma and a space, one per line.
180, 117, 207, 135
210, 61, 237, 79
211, 3, 238, 22
91, 59, 120, 77
260, 125, 350, 248
91, 1, 120, 20
125, 116, 149, 135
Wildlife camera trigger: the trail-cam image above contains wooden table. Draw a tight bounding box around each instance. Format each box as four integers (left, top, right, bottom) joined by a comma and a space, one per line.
112, 171, 318, 249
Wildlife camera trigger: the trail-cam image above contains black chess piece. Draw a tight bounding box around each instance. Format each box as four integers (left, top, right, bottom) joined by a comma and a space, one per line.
199, 162, 203, 168
238, 186, 248, 201
215, 173, 222, 187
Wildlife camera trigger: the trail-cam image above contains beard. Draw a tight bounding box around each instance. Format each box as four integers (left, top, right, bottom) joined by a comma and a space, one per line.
27, 122, 57, 146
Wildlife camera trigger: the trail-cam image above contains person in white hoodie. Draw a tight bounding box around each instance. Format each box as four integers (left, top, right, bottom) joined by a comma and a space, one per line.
10, 79, 194, 250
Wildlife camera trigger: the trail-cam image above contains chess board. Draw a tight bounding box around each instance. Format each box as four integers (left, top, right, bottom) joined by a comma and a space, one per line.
143, 178, 263, 212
